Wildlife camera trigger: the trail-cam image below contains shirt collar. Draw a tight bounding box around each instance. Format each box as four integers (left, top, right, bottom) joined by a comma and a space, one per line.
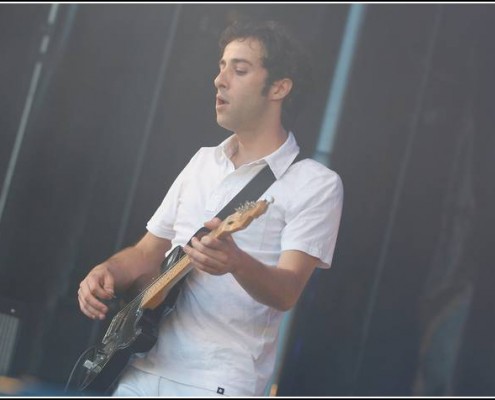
215, 131, 300, 179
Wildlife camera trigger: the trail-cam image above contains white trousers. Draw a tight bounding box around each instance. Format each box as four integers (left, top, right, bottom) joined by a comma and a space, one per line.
112, 365, 227, 397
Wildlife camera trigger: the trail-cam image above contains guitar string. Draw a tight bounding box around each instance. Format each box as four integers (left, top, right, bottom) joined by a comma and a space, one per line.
109, 253, 190, 325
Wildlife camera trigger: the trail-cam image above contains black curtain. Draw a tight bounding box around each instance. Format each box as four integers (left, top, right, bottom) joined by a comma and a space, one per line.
1, 4, 494, 396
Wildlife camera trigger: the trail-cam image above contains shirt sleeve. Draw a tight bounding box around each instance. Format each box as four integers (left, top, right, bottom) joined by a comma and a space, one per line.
281, 169, 344, 269
146, 150, 201, 240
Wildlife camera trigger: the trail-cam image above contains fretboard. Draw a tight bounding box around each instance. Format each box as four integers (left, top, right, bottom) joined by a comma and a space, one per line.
140, 254, 192, 309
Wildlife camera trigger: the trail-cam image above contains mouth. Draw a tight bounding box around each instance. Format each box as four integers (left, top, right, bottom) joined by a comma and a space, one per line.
216, 95, 229, 107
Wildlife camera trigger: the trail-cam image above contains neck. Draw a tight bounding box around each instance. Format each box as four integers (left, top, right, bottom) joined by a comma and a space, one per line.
231, 125, 288, 168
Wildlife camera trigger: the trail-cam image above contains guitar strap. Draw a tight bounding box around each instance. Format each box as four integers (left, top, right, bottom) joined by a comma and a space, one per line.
191, 152, 303, 240
158, 152, 303, 316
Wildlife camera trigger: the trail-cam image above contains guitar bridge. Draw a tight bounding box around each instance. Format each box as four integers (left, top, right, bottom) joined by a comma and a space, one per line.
83, 359, 102, 373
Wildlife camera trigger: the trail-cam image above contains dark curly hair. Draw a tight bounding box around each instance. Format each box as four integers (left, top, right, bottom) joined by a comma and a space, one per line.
219, 20, 314, 128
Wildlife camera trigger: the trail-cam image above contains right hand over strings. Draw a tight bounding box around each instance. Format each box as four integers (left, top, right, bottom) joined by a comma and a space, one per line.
78, 264, 115, 320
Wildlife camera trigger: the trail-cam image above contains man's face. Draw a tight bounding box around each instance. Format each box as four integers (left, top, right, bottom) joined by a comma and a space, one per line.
214, 38, 271, 132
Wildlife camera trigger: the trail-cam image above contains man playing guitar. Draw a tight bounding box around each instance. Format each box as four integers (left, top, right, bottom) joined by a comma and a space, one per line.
77, 19, 343, 397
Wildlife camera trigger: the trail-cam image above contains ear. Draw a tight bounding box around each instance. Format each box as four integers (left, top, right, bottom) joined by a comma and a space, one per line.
270, 78, 293, 101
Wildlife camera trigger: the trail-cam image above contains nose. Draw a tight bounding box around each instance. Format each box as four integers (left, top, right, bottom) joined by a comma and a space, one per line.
214, 68, 227, 90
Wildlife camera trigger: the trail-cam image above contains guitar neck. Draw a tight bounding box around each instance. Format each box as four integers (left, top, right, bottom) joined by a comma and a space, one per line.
140, 225, 222, 310
139, 199, 270, 310
140, 254, 192, 309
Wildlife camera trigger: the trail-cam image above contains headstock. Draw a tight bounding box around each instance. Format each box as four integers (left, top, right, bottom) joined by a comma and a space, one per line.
215, 198, 273, 238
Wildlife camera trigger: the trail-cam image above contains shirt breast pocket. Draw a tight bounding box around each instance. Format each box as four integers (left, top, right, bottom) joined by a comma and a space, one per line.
231, 199, 285, 256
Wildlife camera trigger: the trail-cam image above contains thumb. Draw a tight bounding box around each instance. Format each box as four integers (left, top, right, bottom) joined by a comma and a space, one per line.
101, 273, 115, 298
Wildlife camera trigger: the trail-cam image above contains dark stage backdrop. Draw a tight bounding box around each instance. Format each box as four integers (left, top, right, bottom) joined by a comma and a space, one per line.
0, 4, 493, 396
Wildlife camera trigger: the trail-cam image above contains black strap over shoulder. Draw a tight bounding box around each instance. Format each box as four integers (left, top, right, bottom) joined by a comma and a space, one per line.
216, 152, 303, 220
215, 165, 275, 221
190, 152, 303, 241
159, 153, 303, 316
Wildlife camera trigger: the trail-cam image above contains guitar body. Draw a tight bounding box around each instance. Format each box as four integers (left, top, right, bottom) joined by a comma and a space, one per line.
65, 200, 270, 395
67, 246, 185, 395
72, 311, 158, 394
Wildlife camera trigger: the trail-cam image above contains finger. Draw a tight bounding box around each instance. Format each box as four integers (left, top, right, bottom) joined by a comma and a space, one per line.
101, 273, 115, 298
204, 217, 222, 230
184, 245, 231, 276
185, 252, 222, 275
88, 276, 114, 300
192, 237, 228, 264
78, 292, 106, 319
184, 243, 215, 268
78, 289, 106, 320
195, 264, 224, 276
199, 234, 220, 248
195, 235, 226, 253
79, 282, 109, 316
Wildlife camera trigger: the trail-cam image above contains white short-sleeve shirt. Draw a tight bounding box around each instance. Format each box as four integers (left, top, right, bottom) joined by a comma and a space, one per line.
131, 131, 343, 396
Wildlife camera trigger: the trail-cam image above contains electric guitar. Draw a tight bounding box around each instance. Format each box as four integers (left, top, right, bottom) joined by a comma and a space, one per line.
65, 199, 272, 394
